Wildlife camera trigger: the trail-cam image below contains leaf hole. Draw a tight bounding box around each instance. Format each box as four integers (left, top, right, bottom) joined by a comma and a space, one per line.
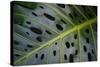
41, 54, 44, 60
91, 49, 94, 54
69, 54, 74, 62
71, 42, 74, 47
75, 50, 78, 55
45, 30, 52, 35
88, 52, 92, 61
74, 34, 77, 39
83, 45, 87, 52
26, 21, 31, 24
26, 32, 30, 35
69, 13, 73, 19
61, 19, 67, 24
27, 44, 33, 48
65, 41, 70, 48
32, 12, 37, 16
86, 37, 89, 43
44, 13, 55, 21
57, 4, 65, 8
56, 24, 63, 31
64, 54, 67, 60
40, 6, 44, 9
55, 42, 57, 45
15, 54, 21, 57
30, 27, 42, 34
36, 36, 42, 42
35, 54, 38, 58
53, 50, 56, 56
85, 29, 89, 34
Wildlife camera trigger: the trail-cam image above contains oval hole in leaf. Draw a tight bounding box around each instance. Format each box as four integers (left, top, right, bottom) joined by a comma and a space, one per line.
44, 13, 55, 21
83, 45, 87, 52
65, 41, 70, 48
26, 32, 30, 35
56, 24, 63, 31
57, 4, 65, 8
45, 30, 52, 35
74, 34, 77, 39
69, 54, 74, 62
64, 54, 67, 60
27, 44, 33, 48
15, 54, 21, 57
53, 50, 56, 56
41, 54, 44, 60
88, 52, 92, 61
35, 54, 38, 59
26, 21, 31, 24
30, 27, 42, 34
75, 50, 78, 55
40, 6, 44, 9
55, 42, 57, 45
85, 29, 89, 34
32, 12, 37, 16
71, 42, 74, 47
61, 19, 67, 24
91, 49, 94, 54
69, 13, 73, 19
36, 36, 42, 42
86, 37, 89, 43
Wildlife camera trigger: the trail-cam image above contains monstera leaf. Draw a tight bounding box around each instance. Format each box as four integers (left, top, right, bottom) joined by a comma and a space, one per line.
11, 1, 97, 66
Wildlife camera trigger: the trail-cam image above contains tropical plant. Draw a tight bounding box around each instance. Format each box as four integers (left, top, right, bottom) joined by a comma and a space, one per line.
11, 1, 97, 66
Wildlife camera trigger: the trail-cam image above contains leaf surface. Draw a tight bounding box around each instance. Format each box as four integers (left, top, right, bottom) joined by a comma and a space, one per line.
12, 1, 97, 66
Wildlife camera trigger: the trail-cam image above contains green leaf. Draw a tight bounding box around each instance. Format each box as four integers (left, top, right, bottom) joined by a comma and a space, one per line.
12, 1, 37, 9
12, 1, 97, 66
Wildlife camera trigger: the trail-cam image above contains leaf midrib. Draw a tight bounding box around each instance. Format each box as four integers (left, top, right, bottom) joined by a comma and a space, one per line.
14, 17, 97, 64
